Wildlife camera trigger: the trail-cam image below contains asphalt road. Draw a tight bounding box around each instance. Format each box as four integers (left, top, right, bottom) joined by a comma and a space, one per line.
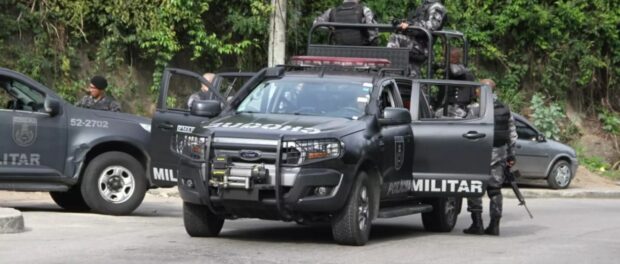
1, 192, 619, 264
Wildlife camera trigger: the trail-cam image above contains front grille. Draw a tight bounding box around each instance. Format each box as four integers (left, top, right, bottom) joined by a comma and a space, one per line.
211, 137, 279, 165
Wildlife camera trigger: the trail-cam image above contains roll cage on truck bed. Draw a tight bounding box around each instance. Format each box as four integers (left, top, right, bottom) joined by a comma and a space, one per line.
149, 23, 494, 246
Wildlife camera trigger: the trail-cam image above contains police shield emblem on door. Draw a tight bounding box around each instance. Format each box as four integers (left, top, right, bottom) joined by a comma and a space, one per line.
395, 136, 405, 170
12, 116, 37, 147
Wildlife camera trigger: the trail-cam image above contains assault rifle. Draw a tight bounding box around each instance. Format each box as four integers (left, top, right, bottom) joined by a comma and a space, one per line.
504, 165, 534, 219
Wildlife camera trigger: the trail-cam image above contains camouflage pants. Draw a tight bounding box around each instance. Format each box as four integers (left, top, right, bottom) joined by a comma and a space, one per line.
467, 162, 504, 219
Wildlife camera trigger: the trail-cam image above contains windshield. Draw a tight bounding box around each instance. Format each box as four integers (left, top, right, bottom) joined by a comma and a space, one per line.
237, 77, 372, 119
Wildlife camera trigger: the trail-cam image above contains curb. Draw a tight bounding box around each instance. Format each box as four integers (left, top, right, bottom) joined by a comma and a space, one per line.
502, 188, 620, 199
0, 207, 25, 234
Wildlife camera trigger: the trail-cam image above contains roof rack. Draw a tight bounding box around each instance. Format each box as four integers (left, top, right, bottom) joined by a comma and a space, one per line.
307, 23, 469, 79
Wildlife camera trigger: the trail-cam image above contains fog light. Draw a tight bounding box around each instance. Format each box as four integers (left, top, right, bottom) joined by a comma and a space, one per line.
314, 186, 332, 197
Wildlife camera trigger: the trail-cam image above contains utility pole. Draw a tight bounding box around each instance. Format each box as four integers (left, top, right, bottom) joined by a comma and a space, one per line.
268, 0, 286, 67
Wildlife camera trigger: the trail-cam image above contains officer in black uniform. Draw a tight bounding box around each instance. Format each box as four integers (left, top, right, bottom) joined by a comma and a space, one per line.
187, 73, 217, 109
314, 0, 378, 46
463, 78, 517, 236
76, 76, 121, 112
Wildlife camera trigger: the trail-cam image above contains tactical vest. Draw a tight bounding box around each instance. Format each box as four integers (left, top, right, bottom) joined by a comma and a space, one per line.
493, 100, 511, 147
329, 2, 367, 45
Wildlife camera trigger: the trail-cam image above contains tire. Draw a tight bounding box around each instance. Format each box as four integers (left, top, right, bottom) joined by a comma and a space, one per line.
80, 151, 147, 215
49, 186, 90, 212
422, 196, 460, 232
183, 202, 225, 237
331, 171, 373, 246
547, 160, 573, 189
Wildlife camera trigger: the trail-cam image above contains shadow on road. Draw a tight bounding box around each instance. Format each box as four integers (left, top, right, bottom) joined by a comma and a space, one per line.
219, 221, 432, 244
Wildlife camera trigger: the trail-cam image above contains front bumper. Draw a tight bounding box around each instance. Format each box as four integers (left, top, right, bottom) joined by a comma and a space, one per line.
178, 159, 355, 219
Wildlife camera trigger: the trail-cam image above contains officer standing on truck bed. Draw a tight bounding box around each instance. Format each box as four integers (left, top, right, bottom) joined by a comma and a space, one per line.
463, 78, 518, 236
76, 76, 121, 112
387, 0, 448, 77
314, 0, 378, 46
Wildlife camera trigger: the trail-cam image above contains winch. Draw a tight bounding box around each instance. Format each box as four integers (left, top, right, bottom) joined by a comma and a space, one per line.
209, 155, 269, 189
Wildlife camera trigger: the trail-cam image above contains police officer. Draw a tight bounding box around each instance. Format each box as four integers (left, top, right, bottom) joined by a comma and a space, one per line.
448, 48, 475, 82
387, 1, 447, 77
314, 0, 378, 46
433, 49, 475, 117
409, 0, 448, 31
187, 73, 216, 109
463, 78, 517, 236
76, 76, 121, 112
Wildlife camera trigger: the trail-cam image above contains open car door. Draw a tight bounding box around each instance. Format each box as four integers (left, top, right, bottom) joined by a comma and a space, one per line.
149, 68, 254, 187
409, 79, 494, 197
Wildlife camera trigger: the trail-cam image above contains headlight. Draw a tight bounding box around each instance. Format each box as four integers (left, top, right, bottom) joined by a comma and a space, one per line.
282, 139, 342, 165
172, 134, 208, 161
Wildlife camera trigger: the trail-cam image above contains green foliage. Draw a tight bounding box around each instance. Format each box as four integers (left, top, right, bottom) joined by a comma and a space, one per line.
447, 0, 620, 113
598, 109, 620, 135
575, 145, 620, 179
1, 0, 619, 120
581, 155, 611, 173
530, 93, 565, 140
0, 0, 269, 105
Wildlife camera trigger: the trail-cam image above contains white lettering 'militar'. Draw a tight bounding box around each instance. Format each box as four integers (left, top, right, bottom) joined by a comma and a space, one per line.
386, 179, 485, 194
0, 153, 41, 166
153, 167, 177, 182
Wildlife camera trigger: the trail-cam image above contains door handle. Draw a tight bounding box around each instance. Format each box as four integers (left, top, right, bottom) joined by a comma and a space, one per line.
517, 144, 522, 149
462, 131, 486, 140
158, 123, 174, 130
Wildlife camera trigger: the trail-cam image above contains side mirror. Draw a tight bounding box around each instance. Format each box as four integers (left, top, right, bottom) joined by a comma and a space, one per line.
44, 97, 61, 117
191, 100, 221, 118
379, 107, 411, 126
536, 134, 546, 142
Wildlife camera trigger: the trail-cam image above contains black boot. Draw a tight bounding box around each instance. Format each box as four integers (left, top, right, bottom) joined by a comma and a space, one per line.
485, 218, 500, 236
463, 213, 484, 235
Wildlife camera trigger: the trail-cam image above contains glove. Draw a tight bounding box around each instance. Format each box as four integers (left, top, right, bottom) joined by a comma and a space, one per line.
391, 18, 402, 27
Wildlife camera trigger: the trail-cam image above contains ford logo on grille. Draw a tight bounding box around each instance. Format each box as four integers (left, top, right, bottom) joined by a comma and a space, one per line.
239, 150, 261, 161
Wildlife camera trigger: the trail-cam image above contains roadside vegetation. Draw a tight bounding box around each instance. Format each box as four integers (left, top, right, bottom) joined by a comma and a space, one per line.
0, 0, 618, 178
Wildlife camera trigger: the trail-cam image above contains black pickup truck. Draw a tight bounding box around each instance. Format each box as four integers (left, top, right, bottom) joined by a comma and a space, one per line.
150, 24, 494, 245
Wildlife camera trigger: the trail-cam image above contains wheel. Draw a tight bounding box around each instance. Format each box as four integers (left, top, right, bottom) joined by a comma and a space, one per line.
331, 171, 373, 246
422, 196, 460, 232
183, 202, 225, 237
547, 160, 573, 189
80, 151, 147, 215
50, 186, 90, 212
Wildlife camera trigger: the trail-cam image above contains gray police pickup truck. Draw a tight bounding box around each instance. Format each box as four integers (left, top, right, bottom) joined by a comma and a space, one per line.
151, 24, 495, 245
153, 59, 495, 246
0, 67, 154, 215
